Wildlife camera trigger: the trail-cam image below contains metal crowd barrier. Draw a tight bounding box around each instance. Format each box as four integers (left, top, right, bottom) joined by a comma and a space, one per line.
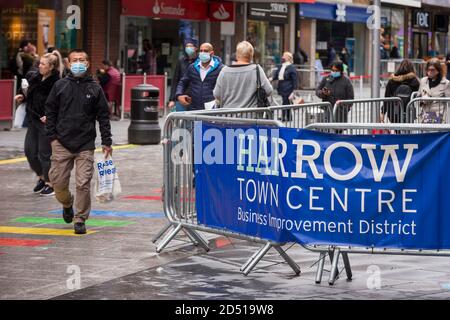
158, 113, 301, 276
302, 122, 450, 285
333, 97, 403, 132
406, 97, 450, 124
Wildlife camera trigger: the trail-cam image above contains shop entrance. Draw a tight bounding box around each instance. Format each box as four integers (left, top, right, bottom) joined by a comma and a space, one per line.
412, 32, 429, 59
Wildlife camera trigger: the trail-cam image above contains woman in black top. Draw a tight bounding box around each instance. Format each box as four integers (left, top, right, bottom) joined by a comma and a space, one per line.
15, 51, 62, 196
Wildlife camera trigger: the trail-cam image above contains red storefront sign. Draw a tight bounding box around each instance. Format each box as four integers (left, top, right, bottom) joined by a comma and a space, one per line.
121, 0, 208, 20
0, 0, 23, 8
209, 1, 234, 22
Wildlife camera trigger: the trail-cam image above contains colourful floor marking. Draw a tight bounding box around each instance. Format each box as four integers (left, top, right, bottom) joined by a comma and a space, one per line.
48, 209, 165, 219
0, 144, 138, 166
0, 238, 53, 247
123, 195, 162, 201
214, 237, 232, 249
12, 217, 135, 227
0, 226, 96, 236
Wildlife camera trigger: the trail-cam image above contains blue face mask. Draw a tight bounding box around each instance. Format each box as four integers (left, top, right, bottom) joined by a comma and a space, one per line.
331, 71, 341, 78
185, 47, 196, 57
199, 52, 211, 64
71, 62, 87, 76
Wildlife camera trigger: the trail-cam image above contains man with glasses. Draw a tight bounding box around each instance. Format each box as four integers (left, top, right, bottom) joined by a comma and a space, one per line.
175, 43, 223, 110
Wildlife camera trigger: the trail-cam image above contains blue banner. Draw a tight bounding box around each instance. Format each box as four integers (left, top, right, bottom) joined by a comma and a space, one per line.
194, 122, 450, 250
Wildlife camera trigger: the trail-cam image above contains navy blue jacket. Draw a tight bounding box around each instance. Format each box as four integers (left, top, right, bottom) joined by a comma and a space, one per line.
273, 64, 298, 97
175, 56, 223, 110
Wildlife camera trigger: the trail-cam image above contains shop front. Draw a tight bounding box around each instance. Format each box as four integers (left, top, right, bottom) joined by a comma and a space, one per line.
0, 0, 85, 79
299, 1, 370, 76
380, 6, 406, 59
247, 2, 289, 72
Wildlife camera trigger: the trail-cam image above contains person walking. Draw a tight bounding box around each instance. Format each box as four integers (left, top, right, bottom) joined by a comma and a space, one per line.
176, 43, 223, 111
381, 59, 420, 124
14, 51, 62, 196
316, 61, 354, 124
445, 53, 450, 81
45, 49, 113, 234
168, 38, 198, 112
100, 60, 122, 120
417, 58, 450, 123
213, 41, 272, 109
272, 52, 298, 121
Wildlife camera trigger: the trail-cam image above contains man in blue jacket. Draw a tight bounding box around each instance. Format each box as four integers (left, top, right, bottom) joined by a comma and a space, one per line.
176, 43, 223, 111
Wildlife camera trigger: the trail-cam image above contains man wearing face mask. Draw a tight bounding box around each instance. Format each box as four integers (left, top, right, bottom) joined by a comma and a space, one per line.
45, 49, 113, 235
168, 38, 198, 111
176, 42, 223, 111
316, 61, 354, 123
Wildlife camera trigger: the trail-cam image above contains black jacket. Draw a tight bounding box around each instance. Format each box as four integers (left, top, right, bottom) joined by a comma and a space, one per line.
273, 64, 298, 97
383, 72, 420, 121
24, 71, 60, 121
316, 74, 354, 107
169, 54, 197, 101
45, 73, 112, 153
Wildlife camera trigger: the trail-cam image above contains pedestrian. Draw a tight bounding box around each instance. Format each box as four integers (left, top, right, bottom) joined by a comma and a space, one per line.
142, 39, 157, 75
316, 61, 354, 124
340, 47, 350, 66
417, 58, 450, 123
272, 51, 297, 121
213, 41, 272, 109
11, 40, 34, 92
14, 50, 63, 196
45, 49, 113, 234
445, 53, 450, 81
62, 57, 71, 77
176, 43, 223, 111
100, 60, 122, 120
168, 38, 198, 112
326, 43, 337, 69
381, 59, 420, 124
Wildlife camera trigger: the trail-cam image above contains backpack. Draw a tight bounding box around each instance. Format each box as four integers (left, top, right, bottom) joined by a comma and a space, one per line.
394, 83, 413, 111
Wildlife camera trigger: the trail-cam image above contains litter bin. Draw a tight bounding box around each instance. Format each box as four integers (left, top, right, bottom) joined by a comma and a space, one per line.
128, 83, 161, 145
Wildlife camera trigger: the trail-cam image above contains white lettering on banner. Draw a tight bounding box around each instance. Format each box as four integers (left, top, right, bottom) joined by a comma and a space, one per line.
403, 189, 417, 213
291, 140, 323, 179
355, 189, 371, 213
237, 178, 278, 207
287, 186, 302, 210
324, 142, 363, 181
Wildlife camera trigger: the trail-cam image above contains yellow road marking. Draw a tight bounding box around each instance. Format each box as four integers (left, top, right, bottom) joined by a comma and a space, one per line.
0, 226, 96, 236
0, 144, 138, 165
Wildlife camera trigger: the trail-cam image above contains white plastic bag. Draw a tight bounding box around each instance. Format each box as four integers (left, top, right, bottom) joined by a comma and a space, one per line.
13, 103, 26, 128
94, 155, 121, 203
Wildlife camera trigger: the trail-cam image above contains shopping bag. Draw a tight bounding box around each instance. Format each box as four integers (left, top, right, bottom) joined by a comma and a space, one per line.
94, 155, 121, 203
13, 103, 27, 128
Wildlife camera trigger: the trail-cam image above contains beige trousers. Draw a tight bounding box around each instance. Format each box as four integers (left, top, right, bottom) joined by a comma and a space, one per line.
49, 140, 95, 223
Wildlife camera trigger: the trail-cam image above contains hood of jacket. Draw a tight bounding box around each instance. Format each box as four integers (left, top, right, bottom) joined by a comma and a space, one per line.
390, 72, 418, 83
193, 55, 222, 76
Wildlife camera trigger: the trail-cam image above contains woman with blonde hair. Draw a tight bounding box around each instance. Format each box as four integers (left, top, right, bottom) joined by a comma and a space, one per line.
214, 41, 272, 109
272, 51, 298, 121
14, 50, 62, 196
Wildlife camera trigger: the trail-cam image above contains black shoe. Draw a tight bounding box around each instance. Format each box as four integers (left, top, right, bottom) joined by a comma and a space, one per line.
33, 179, 46, 194
74, 222, 87, 235
63, 206, 74, 224
40, 185, 55, 196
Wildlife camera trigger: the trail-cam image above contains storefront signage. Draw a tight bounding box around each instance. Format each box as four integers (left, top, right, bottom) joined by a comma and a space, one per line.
121, 0, 208, 21
209, 1, 235, 22
299, 2, 369, 24
412, 10, 431, 30
249, 3, 289, 24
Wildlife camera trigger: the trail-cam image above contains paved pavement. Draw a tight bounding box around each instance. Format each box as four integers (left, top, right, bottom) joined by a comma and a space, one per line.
1, 113, 450, 301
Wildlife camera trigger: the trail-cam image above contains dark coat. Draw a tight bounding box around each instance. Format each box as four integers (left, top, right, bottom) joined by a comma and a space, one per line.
316, 74, 354, 107
383, 72, 420, 122
169, 54, 197, 101
175, 56, 223, 110
24, 70, 60, 121
45, 73, 112, 153
273, 64, 298, 97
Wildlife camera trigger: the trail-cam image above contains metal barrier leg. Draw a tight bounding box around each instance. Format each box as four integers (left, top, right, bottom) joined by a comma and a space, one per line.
341, 252, 352, 281
156, 223, 182, 253
240, 248, 261, 272
152, 222, 173, 243
315, 251, 327, 284
273, 245, 301, 275
183, 228, 210, 252
328, 248, 341, 286
182, 228, 200, 246
242, 242, 272, 276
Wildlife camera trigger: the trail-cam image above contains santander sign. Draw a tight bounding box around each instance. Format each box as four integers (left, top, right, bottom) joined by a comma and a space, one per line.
153, 0, 186, 17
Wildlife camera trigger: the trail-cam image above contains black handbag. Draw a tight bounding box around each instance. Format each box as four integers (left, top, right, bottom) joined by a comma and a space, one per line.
255, 65, 270, 108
